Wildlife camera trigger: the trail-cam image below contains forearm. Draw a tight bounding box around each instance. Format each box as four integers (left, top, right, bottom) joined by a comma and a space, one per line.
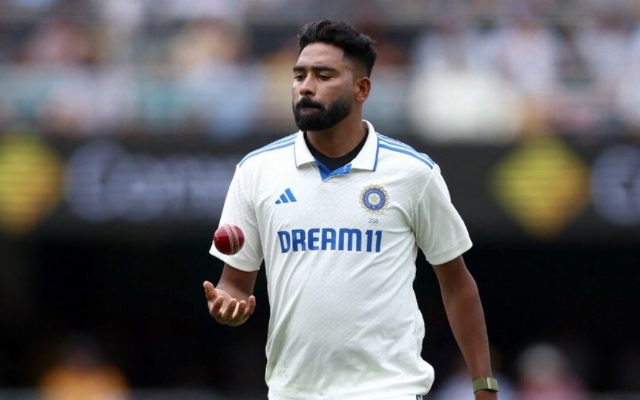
216, 264, 257, 300
439, 268, 492, 379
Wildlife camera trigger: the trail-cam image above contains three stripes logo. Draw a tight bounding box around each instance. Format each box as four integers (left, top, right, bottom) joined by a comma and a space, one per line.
275, 188, 297, 205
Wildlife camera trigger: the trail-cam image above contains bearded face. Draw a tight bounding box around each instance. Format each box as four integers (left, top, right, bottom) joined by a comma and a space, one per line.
293, 95, 352, 131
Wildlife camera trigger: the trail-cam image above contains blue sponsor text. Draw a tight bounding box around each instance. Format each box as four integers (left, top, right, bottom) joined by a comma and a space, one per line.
277, 228, 382, 253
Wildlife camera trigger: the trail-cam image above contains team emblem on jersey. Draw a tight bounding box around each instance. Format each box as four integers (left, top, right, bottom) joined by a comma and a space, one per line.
360, 184, 389, 214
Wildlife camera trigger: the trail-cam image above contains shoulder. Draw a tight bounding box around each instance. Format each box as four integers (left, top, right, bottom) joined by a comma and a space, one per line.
238, 133, 297, 168
376, 133, 437, 172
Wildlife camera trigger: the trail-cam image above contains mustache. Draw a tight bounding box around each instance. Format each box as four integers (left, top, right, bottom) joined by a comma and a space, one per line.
295, 97, 325, 110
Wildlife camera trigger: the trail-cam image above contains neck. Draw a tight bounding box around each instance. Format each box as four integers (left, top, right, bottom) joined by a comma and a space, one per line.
305, 115, 367, 158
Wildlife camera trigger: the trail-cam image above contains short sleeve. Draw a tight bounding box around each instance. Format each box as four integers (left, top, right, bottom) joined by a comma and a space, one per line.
413, 165, 472, 265
209, 163, 263, 271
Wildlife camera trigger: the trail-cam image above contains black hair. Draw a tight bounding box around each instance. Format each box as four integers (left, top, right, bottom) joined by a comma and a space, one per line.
298, 20, 377, 77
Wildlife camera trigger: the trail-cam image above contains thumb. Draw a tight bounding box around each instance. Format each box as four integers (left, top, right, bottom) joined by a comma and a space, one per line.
203, 281, 217, 301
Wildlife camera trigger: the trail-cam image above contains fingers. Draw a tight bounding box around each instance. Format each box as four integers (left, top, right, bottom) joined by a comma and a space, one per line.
211, 295, 224, 316
221, 298, 237, 320
203, 281, 255, 326
228, 295, 256, 325
204, 280, 225, 317
218, 299, 245, 326
203, 281, 216, 301
235, 295, 256, 321
246, 295, 256, 318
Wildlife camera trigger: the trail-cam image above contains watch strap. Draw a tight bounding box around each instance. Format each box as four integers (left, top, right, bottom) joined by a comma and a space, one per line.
472, 377, 499, 392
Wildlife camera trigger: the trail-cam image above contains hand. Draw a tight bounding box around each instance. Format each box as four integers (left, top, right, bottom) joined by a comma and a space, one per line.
203, 281, 256, 326
475, 390, 498, 400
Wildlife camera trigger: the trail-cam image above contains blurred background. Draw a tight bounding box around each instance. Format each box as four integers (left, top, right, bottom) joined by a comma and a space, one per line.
0, 0, 639, 399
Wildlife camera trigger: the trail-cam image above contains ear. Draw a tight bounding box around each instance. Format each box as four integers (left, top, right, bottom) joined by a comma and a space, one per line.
354, 76, 371, 103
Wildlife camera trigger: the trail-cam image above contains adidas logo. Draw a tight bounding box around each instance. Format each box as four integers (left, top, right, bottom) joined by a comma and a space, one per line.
275, 188, 297, 204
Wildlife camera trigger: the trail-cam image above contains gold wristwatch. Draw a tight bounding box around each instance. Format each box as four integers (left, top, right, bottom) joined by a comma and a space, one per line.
472, 377, 499, 393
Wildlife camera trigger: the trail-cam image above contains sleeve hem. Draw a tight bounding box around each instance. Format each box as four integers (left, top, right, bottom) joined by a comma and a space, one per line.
426, 239, 473, 266
209, 246, 262, 272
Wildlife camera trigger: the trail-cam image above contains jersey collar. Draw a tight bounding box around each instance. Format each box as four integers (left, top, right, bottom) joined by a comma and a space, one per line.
294, 120, 379, 172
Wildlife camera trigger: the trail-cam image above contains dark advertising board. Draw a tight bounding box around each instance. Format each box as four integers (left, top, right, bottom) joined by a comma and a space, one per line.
1, 132, 639, 245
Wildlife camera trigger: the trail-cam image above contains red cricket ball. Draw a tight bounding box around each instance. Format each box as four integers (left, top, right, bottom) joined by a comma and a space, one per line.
213, 224, 245, 255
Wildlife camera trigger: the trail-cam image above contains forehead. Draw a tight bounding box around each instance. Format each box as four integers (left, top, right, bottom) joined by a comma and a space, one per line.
295, 42, 351, 70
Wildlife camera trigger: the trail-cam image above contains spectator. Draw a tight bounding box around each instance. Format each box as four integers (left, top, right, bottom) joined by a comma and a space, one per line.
39, 334, 129, 400
491, 2, 561, 134
409, 14, 522, 142
169, 19, 262, 140
516, 342, 588, 400
575, 2, 632, 99
436, 352, 516, 400
259, 37, 299, 132
573, 1, 634, 131
616, 22, 640, 130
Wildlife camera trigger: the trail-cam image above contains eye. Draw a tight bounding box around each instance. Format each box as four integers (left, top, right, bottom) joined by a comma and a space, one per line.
318, 75, 332, 81
293, 74, 305, 82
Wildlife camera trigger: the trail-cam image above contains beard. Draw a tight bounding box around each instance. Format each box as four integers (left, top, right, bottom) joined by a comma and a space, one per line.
293, 96, 352, 131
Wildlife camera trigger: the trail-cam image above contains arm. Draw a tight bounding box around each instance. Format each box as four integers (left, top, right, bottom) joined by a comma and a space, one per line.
203, 264, 258, 327
433, 256, 497, 400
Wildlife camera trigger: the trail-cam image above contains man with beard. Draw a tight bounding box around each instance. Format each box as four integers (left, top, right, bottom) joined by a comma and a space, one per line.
204, 20, 498, 400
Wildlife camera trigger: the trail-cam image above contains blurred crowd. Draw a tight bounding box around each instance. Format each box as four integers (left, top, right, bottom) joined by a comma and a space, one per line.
435, 342, 588, 400
36, 332, 612, 400
1, 0, 640, 142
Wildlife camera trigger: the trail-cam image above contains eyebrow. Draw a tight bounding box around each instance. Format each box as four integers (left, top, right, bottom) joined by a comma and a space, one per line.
292, 64, 339, 74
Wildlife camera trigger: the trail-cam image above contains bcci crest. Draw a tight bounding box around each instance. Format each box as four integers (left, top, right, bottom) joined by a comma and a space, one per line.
360, 184, 389, 214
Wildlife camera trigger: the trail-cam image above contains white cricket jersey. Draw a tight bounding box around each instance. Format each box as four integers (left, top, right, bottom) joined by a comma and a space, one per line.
210, 120, 472, 400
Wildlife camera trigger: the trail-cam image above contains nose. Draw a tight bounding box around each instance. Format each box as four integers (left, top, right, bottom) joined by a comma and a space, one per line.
297, 75, 315, 97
